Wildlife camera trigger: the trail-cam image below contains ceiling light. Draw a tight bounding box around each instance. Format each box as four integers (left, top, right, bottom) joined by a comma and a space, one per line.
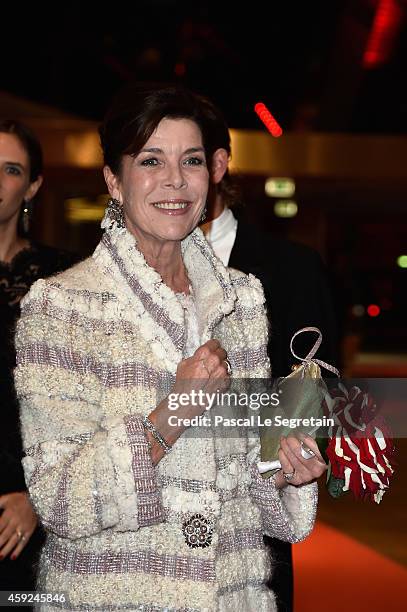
265, 177, 295, 198
274, 200, 298, 218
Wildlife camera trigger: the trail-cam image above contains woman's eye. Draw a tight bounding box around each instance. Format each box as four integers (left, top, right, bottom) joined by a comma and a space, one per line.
5, 165, 22, 176
140, 158, 159, 167
184, 157, 204, 166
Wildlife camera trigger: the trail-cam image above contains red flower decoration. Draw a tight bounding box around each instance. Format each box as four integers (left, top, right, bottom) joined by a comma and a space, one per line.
323, 385, 396, 503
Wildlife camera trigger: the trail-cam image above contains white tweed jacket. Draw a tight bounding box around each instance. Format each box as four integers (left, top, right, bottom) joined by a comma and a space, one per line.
15, 226, 318, 611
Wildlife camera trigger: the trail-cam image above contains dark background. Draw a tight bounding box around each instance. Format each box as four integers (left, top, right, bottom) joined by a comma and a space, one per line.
2, 0, 406, 132
2, 0, 407, 364
1, 0, 406, 596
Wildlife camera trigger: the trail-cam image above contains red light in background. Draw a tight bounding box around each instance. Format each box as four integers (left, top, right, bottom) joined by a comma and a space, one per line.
363, 0, 403, 68
367, 304, 381, 317
174, 63, 186, 77
254, 102, 283, 137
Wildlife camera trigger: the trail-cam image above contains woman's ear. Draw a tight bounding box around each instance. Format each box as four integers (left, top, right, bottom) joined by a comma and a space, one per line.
103, 165, 122, 201
24, 175, 43, 202
211, 148, 229, 185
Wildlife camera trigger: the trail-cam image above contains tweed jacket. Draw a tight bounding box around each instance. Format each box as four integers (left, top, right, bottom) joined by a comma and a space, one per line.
15, 226, 318, 611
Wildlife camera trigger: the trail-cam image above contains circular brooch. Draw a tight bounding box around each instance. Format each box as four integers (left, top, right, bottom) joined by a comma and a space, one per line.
182, 513, 213, 548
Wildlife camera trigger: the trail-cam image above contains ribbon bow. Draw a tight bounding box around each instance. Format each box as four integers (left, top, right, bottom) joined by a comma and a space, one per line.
290, 326, 339, 377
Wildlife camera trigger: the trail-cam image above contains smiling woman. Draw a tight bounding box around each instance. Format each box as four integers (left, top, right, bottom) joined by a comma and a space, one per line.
99, 86, 228, 294
103, 117, 210, 289
14, 87, 324, 611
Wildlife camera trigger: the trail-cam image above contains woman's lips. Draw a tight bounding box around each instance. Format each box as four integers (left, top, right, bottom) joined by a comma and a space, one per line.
152, 200, 192, 214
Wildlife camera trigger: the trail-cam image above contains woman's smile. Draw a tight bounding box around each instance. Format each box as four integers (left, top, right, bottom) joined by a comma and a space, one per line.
152, 199, 192, 213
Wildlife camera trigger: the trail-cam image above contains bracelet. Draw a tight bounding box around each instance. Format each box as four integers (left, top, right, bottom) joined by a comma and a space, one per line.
142, 416, 172, 454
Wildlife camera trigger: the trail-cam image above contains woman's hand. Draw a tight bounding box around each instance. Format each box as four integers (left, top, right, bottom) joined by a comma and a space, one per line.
146, 340, 231, 464
0, 492, 38, 560
174, 339, 230, 399
275, 434, 327, 489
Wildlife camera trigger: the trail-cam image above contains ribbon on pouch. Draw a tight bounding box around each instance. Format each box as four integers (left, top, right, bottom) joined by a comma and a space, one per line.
258, 327, 338, 478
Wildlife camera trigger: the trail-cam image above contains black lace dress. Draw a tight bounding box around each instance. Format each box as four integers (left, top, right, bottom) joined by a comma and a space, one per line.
0, 243, 80, 593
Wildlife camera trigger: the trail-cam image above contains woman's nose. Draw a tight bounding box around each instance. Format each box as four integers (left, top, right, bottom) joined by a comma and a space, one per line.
163, 164, 187, 189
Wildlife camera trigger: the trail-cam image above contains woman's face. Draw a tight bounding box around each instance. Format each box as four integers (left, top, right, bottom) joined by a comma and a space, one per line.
105, 118, 209, 249
0, 133, 40, 227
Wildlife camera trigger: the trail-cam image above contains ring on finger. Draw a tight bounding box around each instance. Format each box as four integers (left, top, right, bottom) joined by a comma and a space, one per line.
201, 360, 210, 375
283, 469, 296, 481
224, 359, 232, 376
300, 441, 315, 460
15, 529, 23, 540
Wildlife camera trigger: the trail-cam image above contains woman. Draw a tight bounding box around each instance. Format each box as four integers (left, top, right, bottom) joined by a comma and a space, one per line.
15, 87, 326, 611
0, 120, 78, 595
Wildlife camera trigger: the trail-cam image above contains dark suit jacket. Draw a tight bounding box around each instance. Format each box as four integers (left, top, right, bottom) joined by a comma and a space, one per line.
229, 220, 338, 377
228, 218, 338, 612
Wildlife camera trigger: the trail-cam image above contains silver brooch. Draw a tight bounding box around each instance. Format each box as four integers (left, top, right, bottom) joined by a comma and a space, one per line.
182, 514, 213, 548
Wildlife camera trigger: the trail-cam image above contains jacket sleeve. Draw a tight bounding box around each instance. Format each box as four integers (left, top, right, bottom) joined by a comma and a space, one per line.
15, 279, 164, 540
249, 457, 318, 543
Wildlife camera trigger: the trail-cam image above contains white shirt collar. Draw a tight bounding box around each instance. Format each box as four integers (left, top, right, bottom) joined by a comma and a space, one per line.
202, 207, 237, 266
202, 206, 236, 243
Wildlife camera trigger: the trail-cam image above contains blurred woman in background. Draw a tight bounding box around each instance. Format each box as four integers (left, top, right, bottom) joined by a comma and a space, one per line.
0, 120, 78, 595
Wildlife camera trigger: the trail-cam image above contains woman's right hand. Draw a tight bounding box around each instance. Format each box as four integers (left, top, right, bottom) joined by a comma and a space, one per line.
146, 340, 231, 463
173, 339, 230, 399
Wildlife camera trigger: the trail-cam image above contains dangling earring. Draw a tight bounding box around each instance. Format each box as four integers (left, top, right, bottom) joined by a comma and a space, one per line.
101, 197, 125, 230
22, 200, 32, 234
200, 206, 207, 224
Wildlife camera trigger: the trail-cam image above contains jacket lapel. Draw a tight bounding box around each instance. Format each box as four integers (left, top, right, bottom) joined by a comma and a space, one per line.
182, 229, 237, 342
93, 227, 238, 372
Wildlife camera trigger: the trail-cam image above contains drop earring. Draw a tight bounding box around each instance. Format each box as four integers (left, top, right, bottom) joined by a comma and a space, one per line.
101, 197, 125, 230
22, 200, 32, 234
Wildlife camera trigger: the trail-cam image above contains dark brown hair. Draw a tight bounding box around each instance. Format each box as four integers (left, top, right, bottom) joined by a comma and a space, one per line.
99, 84, 241, 207
0, 119, 43, 182
193, 93, 242, 208
99, 86, 217, 171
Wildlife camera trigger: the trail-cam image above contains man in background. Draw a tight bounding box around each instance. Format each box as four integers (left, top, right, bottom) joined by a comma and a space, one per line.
200, 94, 338, 612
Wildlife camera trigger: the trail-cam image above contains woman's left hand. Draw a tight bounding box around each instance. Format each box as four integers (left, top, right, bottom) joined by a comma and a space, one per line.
0, 492, 38, 560
275, 434, 327, 489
